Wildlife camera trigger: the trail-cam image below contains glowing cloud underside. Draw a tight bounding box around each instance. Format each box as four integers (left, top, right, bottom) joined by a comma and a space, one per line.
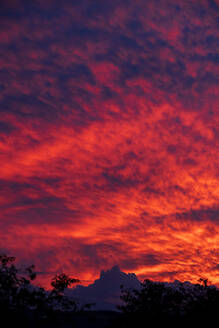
0, 0, 218, 287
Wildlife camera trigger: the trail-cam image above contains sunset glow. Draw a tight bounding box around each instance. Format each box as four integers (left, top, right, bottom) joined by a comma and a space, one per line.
0, 0, 218, 288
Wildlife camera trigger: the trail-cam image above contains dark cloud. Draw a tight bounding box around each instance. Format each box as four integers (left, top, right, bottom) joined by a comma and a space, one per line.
121, 253, 162, 271
176, 207, 219, 223
0, 121, 16, 134
65, 265, 141, 310
0, 94, 58, 119
211, 264, 219, 271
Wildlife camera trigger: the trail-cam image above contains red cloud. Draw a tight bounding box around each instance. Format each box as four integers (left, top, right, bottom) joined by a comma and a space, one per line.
0, 0, 218, 288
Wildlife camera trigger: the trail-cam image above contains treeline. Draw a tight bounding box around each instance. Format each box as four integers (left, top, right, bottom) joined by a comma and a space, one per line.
1, 253, 219, 327
116, 276, 219, 327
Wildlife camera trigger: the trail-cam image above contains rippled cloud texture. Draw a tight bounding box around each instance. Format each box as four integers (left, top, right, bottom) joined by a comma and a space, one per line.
0, 0, 218, 287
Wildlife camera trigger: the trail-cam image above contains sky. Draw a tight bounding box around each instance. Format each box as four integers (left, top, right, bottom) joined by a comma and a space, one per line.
0, 0, 218, 288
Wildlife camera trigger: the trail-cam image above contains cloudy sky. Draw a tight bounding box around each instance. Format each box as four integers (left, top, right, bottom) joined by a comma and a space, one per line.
0, 0, 218, 288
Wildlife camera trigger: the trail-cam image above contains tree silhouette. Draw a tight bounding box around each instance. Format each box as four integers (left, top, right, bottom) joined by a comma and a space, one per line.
0, 253, 86, 326
198, 277, 209, 288
51, 273, 80, 293
0, 254, 37, 310
48, 273, 81, 312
